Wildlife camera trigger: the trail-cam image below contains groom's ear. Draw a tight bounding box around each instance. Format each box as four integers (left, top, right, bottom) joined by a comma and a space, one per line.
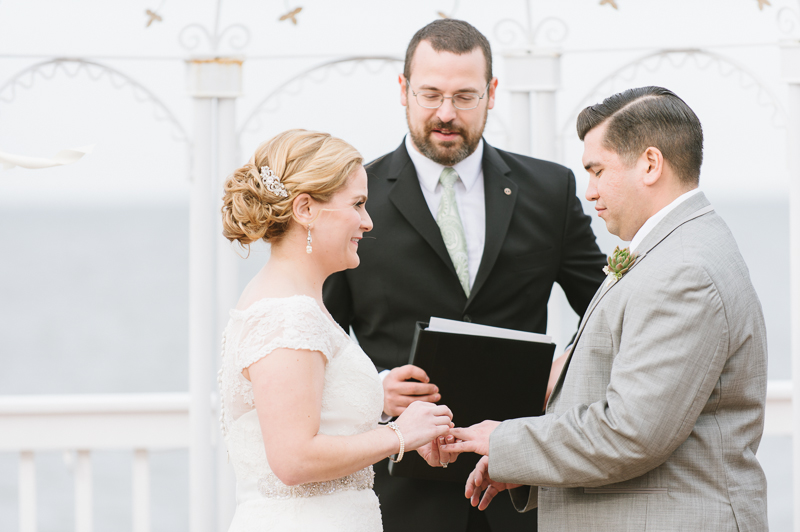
641, 146, 664, 187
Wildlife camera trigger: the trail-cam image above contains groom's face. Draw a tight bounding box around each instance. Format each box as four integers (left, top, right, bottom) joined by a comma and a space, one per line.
582, 122, 650, 241
400, 40, 497, 166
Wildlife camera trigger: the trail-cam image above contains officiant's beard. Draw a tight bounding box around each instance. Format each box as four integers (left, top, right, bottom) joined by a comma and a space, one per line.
407, 107, 487, 167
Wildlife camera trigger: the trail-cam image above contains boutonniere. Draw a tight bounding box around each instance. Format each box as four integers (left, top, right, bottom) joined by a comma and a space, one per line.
603, 246, 638, 281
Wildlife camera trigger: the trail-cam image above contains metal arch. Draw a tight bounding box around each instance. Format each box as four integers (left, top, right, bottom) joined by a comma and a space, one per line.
557, 48, 788, 146
0, 58, 190, 144
238, 56, 403, 137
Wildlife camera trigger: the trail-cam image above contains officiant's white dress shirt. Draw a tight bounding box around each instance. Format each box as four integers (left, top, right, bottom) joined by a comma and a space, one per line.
404, 134, 486, 289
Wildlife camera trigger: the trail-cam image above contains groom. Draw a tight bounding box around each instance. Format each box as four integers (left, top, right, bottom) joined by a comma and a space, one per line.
443, 87, 769, 531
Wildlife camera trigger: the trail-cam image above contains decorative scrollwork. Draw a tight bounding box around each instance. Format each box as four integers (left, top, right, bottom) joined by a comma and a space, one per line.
179, 23, 250, 54
777, 5, 800, 36
217, 24, 251, 51
493, 19, 530, 48
239, 57, 402, 136
178, 24, 214, 52
493, 0, 568, 49
530, 17, 569, 47
559, 49, 787, 147
0, 59, 189, 144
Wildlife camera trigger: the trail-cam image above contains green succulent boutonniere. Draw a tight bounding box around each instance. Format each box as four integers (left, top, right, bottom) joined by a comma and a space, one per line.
603, 246, 638, 281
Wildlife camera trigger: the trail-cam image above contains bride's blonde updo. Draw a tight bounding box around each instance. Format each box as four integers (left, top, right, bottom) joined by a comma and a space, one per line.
222, 129, 363, 246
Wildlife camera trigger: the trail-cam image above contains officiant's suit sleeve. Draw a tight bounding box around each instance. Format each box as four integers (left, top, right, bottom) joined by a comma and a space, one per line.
556, 168, 608, 320
488, 259, 742, 489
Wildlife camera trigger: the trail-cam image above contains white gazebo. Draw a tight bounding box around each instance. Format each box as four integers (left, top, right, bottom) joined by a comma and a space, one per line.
0, 1, 798, 530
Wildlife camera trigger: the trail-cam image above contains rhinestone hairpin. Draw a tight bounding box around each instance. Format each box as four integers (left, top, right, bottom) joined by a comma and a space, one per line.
260, 165, 289, 198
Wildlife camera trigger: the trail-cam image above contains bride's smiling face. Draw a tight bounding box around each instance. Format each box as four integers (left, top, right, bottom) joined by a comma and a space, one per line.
313, 166, 372, 271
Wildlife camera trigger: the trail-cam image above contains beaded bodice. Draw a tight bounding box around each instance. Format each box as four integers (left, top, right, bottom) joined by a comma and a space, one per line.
218, 295, 384, 500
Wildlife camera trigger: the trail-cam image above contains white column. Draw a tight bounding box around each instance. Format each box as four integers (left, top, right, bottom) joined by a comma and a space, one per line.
507, 91, 532, 156
186, 57, 243, 532
19, 451, 36, 532
132, 449, 150, 532
781, 41, 800, 532
215, 97, 240, 531
502, 48, 561, 160
74, 450, 92, 532
503, 48, 570, 353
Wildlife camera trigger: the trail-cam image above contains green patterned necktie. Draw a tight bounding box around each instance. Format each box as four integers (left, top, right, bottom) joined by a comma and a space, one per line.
437, 167, 470, 296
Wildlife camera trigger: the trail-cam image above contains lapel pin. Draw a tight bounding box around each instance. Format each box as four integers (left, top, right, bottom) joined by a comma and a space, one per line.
504, 188, 512, 195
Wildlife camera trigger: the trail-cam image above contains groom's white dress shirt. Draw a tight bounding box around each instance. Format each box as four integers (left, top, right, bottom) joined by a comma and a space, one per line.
629, 188, 701, 253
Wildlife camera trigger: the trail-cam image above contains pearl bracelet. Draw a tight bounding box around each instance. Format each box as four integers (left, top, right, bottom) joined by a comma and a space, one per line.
387, 422, 405, 463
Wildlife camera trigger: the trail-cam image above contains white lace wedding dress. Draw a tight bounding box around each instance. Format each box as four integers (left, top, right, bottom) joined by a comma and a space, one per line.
218, 295, 385, 532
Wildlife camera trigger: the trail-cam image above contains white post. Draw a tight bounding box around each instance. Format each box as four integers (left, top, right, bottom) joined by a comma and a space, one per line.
186, 56, 243, 532
503, 48, 570, 353
19, 451, 36, 532
132, 449, 150, 532
507, 91, 532, 156
781, 41, 800, 532
74, 450, 92, 532
215, 97, 240, 531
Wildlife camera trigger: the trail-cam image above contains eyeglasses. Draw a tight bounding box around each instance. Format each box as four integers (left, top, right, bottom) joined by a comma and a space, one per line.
406, 79, 491, 110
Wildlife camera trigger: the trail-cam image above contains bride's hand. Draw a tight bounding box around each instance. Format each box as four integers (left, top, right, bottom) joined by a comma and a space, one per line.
394, 401, 453, 450
417, 434, 460, 467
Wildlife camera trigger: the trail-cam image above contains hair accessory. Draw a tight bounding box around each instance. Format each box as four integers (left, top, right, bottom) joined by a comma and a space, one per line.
387, 421, 405, 463
306, 224, 313, 254
260, 165, 289, 198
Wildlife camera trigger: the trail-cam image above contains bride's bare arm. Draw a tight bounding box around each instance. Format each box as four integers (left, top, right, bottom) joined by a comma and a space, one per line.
248, 347, 453, 486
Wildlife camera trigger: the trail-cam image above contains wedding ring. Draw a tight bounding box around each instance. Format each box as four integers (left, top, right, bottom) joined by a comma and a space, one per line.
439, 460, 449, 468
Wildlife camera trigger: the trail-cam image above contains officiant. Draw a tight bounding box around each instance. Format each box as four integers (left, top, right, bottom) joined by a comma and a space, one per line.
323, 19, 606, 532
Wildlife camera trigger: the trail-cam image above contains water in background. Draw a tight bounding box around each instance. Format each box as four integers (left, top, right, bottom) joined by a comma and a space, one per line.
0, 197, 793, 531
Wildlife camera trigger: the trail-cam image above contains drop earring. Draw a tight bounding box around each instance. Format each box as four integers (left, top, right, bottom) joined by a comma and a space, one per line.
306, 224, 313, 254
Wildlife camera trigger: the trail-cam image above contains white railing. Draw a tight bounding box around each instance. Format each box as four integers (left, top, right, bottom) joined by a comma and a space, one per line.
0, 393, 196, 532
0, 381, 793, 532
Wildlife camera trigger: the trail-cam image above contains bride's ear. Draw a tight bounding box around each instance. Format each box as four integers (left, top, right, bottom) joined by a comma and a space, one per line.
291, 193, 315, 226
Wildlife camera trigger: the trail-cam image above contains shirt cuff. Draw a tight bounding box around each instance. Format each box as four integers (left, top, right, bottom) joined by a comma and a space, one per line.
379, 369, 391, 423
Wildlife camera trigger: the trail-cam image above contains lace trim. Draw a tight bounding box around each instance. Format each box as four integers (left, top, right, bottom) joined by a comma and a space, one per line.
258, 466, 374, 499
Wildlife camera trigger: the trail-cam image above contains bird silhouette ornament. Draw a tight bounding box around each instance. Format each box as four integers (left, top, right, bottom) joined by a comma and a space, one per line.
279, 7, 302, 25
145, 9, 162, 27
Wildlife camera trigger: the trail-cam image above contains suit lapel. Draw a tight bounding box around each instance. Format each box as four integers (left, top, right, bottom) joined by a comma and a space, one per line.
547, 192, 715, 408
466, 143, 515, 306
386, 143, 456, 276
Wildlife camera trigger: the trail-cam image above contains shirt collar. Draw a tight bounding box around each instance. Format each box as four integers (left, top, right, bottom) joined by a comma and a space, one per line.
630, 188, 702, 253
404, 134, 484, 193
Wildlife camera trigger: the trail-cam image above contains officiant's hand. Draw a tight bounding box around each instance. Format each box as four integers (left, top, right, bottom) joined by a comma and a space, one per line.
417, 434, 460, 468
383, 364, 440, 417
465, 456, 522, 510
441, 420, 501, 456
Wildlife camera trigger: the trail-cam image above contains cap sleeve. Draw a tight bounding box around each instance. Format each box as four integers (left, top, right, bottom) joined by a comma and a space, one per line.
234, 297, 336, 372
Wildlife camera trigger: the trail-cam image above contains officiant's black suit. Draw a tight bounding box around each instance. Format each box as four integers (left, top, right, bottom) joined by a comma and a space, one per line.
324, 139, 606, 532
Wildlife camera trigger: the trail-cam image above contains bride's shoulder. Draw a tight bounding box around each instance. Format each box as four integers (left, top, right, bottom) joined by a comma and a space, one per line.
231, 294, 317, 316
231, 295, 331, 333
229, 295, 340, 363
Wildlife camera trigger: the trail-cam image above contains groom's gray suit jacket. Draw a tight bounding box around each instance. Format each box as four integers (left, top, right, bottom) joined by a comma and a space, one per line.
489, 192, 768, 531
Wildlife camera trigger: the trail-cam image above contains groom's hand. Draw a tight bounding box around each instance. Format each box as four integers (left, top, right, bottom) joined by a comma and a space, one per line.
466, 456, 522, 511
442, 420, 500, 456
417, 434, 459, 467
383, 364, 440, 417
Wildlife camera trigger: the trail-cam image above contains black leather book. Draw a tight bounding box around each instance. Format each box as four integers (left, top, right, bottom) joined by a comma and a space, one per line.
388, 319, 555, 482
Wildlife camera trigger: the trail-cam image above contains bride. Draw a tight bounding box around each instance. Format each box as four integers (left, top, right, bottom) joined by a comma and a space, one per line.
218, 129, 454, 531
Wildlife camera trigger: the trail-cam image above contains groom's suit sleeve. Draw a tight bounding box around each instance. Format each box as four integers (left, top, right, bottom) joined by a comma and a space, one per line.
487, 259, 733, 494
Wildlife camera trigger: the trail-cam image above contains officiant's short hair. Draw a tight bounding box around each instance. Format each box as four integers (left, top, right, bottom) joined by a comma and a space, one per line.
576, 86, 704, 186
404, 19, 493, 83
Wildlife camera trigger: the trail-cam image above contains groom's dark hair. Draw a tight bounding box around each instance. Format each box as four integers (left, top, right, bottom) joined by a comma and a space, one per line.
577, 86, 703, 186
404, 19, 493, 83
